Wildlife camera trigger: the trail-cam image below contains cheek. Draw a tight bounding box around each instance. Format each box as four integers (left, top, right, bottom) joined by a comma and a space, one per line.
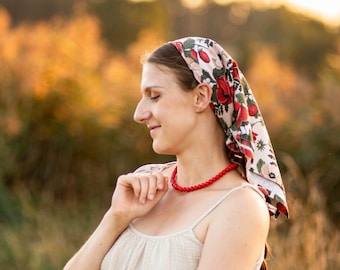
152, 100, 172, 120
154, 93, 196, 125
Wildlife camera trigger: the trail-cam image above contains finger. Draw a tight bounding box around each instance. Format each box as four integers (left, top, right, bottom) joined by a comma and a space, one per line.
138, 175, 150, 204
163, 176, 169, 192
122, 174, 141, 199
147, 174, 158, 200
152, 174, 169, 202
154, 172, 167, 191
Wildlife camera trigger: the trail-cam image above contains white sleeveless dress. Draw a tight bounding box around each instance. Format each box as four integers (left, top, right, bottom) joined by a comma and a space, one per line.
101, 183, 265, 270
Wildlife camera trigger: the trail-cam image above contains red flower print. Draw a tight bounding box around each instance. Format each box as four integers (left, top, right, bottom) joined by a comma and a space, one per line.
258, 186, 269, 197
199, 50, 210, 63
241, 146, 254, 159
234, 101, 241, 111
236, 105, 248, 128
172, 42, 183, 52
190, 49, 198, 60
239, 139, 254, 158
252, 131, 258, 141
248, 104, 258, 116
227, 141, 239, 152
216, 76, 233, 105
241, 139, 250, 146
232, 60, 240, 79
277, 202, 288, 217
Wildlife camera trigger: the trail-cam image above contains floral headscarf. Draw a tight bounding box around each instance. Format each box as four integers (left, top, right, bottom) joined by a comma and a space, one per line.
170, 37, 288, 218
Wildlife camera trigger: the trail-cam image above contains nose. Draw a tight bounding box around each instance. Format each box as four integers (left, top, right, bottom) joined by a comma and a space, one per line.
133, 99, 151, 123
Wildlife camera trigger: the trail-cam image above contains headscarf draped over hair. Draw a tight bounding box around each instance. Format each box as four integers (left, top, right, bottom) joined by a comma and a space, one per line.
170, 37, 288, 218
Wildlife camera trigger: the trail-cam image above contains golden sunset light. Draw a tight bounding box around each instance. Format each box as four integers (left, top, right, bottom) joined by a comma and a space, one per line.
178, 0, 340, 26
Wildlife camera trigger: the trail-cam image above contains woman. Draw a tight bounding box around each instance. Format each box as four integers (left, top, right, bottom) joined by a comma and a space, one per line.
64, 37, 288, 270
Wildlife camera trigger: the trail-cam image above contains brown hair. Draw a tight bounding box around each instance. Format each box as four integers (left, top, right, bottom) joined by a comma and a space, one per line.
146, 43, 199, 91
147, 43, 269, 270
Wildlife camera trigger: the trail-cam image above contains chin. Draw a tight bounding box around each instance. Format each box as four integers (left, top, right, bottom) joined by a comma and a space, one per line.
152, 142, 174, 155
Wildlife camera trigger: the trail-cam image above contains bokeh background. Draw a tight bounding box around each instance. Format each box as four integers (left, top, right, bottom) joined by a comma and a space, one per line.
0, 0, 339, 269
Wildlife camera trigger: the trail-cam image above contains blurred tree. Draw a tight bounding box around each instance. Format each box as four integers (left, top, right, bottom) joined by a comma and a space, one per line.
0, 0, 76, 23
0, 9, 169, 201
240, 5, 338, 79
0, 0, 170, 51
87, 0, 170, 51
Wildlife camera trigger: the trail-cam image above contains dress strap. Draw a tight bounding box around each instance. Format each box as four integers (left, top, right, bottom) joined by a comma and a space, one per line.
190, 183, 264, 229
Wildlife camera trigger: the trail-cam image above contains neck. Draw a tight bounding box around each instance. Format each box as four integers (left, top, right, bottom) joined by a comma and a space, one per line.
174, 110, 231, 186
175, 144, 231, 186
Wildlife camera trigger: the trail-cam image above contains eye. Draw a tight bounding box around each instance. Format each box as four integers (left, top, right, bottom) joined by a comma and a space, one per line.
150, 92, 160, 101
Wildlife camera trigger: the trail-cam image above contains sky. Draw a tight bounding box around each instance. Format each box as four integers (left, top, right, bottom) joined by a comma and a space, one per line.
281, 0, 340, 26
179, 0, 340, 27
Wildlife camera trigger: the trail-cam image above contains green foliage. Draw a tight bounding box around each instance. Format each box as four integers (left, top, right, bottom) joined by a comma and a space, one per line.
243, 6, 338, 78
0, 184, 22, 225
0, 0, 170, 52
0, 0, 76, 23
0, 190, 104, 270
87, 0, 170, 51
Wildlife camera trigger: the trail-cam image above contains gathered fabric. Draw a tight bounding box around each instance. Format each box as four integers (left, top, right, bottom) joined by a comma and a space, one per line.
170, 37, 288, 218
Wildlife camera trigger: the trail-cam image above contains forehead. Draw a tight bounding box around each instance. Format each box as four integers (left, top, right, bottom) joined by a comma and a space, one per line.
141, 63, 177, 91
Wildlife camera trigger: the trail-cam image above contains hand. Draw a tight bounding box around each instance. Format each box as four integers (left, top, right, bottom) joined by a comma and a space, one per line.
110, 172, 169, 222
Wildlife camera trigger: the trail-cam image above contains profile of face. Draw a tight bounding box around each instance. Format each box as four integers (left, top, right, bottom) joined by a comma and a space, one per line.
134, 63, 200, 155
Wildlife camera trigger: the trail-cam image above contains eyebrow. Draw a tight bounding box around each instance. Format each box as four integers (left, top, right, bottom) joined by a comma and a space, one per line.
142, 85, 165, 94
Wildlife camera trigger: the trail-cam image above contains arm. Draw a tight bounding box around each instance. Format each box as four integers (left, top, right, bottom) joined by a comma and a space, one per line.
64, 171, 168, 270
63, 209, 129, 270
197, 187, 270, 270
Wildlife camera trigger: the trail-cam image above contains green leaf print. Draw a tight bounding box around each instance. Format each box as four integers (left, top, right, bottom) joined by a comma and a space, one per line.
256, 158, 265, 173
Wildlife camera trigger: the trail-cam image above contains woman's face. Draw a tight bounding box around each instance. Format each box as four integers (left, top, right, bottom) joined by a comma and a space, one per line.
134, 63, 198, 155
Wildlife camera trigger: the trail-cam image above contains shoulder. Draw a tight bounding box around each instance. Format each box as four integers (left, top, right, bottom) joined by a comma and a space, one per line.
206, 184, 270, 245
198, 185, 270, 269
217, 184, 269, 225
133, 162, 176, 174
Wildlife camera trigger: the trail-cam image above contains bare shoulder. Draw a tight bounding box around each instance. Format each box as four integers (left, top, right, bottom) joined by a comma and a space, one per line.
206, 183, 270, 246
198, 185, 270, 269
216, 184, 269, 224
195, 184, 270, 239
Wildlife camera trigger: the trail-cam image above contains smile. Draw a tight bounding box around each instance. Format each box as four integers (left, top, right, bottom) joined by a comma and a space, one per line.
148, 125, 161, 134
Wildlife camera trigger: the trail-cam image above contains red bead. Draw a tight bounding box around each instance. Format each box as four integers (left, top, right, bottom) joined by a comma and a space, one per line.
170, 163, 239, 192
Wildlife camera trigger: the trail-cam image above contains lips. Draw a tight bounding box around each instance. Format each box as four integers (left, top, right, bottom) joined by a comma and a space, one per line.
148, 124, 160, 130
148, 125, 161, 134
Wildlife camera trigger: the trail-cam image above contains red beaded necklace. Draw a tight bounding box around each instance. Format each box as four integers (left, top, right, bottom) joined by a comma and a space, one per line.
170, 163, 239, 192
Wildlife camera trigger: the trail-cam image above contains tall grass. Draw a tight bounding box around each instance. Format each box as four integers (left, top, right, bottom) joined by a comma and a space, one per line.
0, 186, 110, 270
267, 153, 340, 270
